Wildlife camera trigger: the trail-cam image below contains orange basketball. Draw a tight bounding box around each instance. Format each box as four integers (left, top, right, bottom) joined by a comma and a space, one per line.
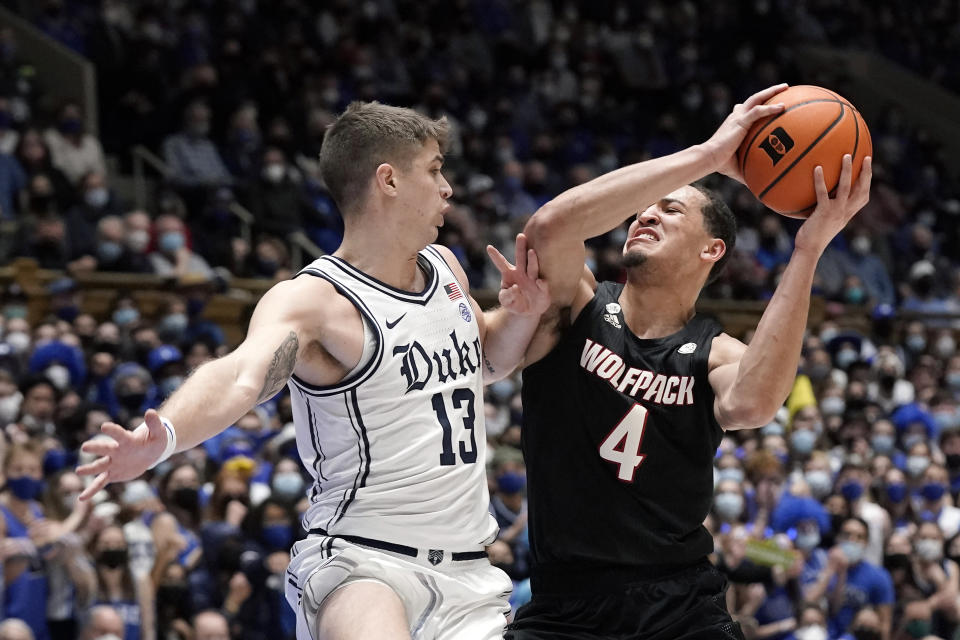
736, 85, 872, 218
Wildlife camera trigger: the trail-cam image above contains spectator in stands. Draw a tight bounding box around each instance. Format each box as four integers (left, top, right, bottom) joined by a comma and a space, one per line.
119, 211, 154, 273
89, 525, 155, 640
909, 521, 959, 635
241, 147, 309, 239
0, 141, 25, 220
162, 101, 231, 191
192, 610, 230, 640
0, 96, 18, 154
13, 129, 74, 213
43, 102, 106, 186
148, 215, 214, 280
78, 605, 124, 640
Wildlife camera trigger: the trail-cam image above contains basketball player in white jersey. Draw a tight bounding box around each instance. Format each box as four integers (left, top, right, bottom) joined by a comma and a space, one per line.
77, 102, 550, 640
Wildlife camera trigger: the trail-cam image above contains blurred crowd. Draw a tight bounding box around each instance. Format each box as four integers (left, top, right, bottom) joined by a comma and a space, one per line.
0, 1, 958, 640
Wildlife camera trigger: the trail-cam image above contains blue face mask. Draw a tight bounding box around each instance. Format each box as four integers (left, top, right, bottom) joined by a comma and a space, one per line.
97, 241, 123, 263
948, 372, 960, 390
886, 483, 908, 504
790, 429, 817, 456
272, 472, 304, 500
160, 376, 184, 397
713, 493, 744, 521
717, 467, 744, 484
159, 231, 185, 253
871, 434, 895, 454
7, 475, 45, 501
112, 307, 140, 326
840, 540, 865, 564
159, 313, 189, 336
795, 530, 821, 550
262, 524, 293, 550
805, 470, 833, 497
835, 348, 859, 369
921, 482, 947, 502
840, 481, 864, 501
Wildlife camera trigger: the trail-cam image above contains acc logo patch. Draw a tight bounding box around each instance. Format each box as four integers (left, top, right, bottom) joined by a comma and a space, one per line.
605, 302, 622, 314
459, 302, 472, 323
678, 342, 697, 354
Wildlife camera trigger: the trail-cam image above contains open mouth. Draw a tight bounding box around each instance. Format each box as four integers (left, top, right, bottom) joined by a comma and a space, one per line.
629, 228, 660, 244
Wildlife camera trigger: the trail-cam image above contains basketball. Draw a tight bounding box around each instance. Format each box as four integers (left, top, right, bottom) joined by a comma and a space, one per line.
736, 85, 872, 218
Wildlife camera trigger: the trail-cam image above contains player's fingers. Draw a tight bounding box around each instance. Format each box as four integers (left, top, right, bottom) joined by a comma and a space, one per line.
80, 437, 118, 457
852, 156, 873, 203
813, 166, 828, 203
514, 234, 528, 274
745, 83, 789, 109
837, 154, 853, 200
76, 456, 112, 477
746, 103, 785, 123
485, 244, 513, 274
526, 247, 540, 280
78, 472, 109, 502
100, 422, 129, 441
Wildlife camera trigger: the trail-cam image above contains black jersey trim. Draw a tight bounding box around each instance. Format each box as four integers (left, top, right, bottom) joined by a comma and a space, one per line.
329, 389, 372, 527
288, 270, 384, 397
314, 253, 439, 304
297, 387, 327, 503
423, 245, 466, 293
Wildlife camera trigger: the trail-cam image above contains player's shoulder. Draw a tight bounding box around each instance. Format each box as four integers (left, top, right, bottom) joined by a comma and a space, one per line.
428, 244, 471, 292
258, 275, 357, 324
708, 332, 746, 371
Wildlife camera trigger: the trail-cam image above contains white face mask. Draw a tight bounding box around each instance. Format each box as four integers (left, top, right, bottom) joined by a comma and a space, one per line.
0, 392, 22, 424
263, 163, 285, 183
125, 229, 150, 253
5, 330, 31, 353
916, 539, 943, 562
795, 625, 827, 640
44, 364, 71, 390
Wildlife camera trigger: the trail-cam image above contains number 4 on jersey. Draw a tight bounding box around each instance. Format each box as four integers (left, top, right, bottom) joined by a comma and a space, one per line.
599, 404, 649, 482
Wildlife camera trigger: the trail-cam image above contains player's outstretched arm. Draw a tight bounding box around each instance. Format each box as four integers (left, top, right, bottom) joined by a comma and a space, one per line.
709, 154, 872, 430
77, 280, 316, 499
524, 84, 788, 307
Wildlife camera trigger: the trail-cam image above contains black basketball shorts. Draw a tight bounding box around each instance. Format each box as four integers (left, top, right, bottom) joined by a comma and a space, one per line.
505, 560, 744, 640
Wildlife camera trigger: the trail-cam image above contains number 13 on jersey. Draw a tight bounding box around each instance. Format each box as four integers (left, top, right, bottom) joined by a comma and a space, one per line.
599, 404, 650, 482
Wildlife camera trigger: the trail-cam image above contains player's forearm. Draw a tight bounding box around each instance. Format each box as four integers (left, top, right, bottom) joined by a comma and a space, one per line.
481, 307, 541, 382
722, 247, 819, 427
531, 144, 717, 241
158, 355, 262, 451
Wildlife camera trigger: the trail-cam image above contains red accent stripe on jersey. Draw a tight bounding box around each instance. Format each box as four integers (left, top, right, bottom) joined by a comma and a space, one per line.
444, 283, 463, 300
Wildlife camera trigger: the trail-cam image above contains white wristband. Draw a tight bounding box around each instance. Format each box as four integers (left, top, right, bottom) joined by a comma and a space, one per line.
148, 417, 177, 469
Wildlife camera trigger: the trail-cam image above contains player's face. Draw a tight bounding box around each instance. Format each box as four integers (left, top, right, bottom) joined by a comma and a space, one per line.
622, 185, 715, 272
397, 138, 452, 247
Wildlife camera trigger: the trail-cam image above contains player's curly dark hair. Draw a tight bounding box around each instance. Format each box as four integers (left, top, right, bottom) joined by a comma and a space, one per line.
691, 180, 737, 284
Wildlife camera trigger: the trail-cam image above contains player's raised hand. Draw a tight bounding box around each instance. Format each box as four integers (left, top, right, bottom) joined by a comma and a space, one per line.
795, 154, 872, 255
76, 409, 170, 500
706, 83, 789, 183
487, 233, 550, 317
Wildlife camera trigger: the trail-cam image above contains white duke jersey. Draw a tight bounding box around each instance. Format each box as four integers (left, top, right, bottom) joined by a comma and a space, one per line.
288, 246, 497, 550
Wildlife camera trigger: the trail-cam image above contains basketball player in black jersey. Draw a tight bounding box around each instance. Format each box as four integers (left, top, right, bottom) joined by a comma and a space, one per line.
505, 84, 873, 639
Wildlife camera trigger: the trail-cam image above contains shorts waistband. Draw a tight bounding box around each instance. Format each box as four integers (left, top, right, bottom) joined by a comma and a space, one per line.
531, 558, 709, 595
308, 528, 488, 562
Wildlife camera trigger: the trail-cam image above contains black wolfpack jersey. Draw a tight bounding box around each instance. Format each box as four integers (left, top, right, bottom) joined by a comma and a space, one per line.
521, 281, 724, 573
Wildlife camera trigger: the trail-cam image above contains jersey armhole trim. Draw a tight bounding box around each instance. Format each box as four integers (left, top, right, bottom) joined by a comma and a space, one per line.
289, 269, 385, 397
312, 254, 439, 305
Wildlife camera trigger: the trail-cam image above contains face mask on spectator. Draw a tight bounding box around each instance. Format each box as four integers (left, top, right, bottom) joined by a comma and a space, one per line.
97, 548, 128, 569
3, 304, 27, 319
58, 117, 83, 135
907, 455, 931, 478
805, 470, 832, 498
85, 187, 109, 209
790, 429, 816, 455
0, 392, 22, 424
905, 619, 932, 639
263, 163, 285, 183
56, 304, 79, 322
272, 472, 304, 500
125, 229, 150, 253
112, 307, 140, 326
61, 490, 80, 512
819, 327, 839, 343
5, 330, 30, 353
871, 433, 894, 454
795, 625, 827, 640
171, 486, 199, 511
7, 475, 45, 501
948, 372, 960, 389
884, 552, 910, 571
97, 241, 123, 263
795, 530, 820, 551
840, 540, 864, 564
835, 348, 859, 368
905, 335, 926, 353
921, 482, 946, 502
21, 414, 55, 436
934, 409, 960, 432
807, 363, 831, 381
716, 467, 744, 484
44, 364, 71, 390
903, 433, 925, 451
159, 313, 188, 336
118, 390, 146, 411
820, 397, 845, 416
761, 422, 784, 437
840, 480, 863, 501
852, 628, 882, 640
713, 493, 743, 521
886, 483, 907, 504
915, 538, 943, 562
188, 121, 210, 137
262, 523, 294, 550
936, 336, 957, 358
159, 231, 185, 253
160, 376, 184, 397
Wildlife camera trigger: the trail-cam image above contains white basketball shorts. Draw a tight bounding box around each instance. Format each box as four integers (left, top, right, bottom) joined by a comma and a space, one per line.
285, 534, 513, 639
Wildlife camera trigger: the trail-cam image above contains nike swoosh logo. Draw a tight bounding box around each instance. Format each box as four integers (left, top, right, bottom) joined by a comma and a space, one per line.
385, 313, 406, 329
